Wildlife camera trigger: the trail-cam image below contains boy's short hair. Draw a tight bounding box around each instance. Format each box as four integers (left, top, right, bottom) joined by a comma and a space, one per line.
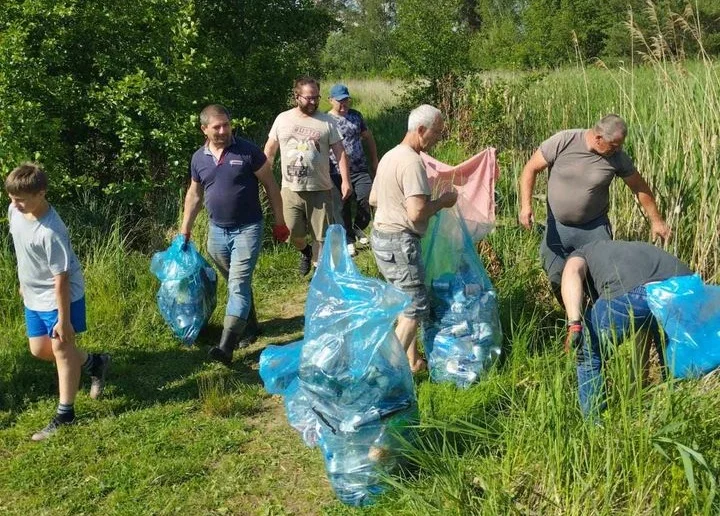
5, 162, 48, 196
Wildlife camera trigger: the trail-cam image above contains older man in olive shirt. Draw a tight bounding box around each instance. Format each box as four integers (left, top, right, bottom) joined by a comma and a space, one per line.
518, 114, 671, 299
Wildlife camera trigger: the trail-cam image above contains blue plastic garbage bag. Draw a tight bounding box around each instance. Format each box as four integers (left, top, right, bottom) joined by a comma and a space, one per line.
259, 340, 303, 395
421, 207, 502, 388
150, 235, 217, 345
646, 274, 720, 378
258, 224, 417, 506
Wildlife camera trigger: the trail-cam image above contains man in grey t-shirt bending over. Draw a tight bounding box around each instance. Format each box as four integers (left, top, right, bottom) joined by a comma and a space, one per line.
518, 114, 671, 299
561, 240, 692, 416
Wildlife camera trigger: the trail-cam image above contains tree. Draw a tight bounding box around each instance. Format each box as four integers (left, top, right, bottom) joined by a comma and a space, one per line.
0, 0, 333, 205
321, 0, 395, 77
393, 0, 471, 80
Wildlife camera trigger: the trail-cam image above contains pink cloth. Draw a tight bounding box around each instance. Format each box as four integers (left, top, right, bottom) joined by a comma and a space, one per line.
421, 148, 499, 241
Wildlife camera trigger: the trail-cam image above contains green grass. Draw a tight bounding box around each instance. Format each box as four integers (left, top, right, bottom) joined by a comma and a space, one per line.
1, 70, 719, 514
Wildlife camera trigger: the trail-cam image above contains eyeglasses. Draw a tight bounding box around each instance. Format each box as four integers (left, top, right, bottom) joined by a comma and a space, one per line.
298, 95, 321, 102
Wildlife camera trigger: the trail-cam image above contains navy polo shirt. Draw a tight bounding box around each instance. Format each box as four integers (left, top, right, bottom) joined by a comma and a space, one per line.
190, 137, 267, 228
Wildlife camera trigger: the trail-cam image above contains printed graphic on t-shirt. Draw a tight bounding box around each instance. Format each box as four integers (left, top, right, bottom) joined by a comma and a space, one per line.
285, 126, 321, 181
330, 110, 368, 176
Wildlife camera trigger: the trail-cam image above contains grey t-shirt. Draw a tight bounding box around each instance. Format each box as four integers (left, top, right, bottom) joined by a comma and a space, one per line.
8, 204, 85, 311
570, 240, 693, 299
540, 129, 636, 225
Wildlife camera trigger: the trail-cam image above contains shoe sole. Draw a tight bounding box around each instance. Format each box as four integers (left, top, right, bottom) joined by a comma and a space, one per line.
31, 419, 74, 441
31, 429, 57, 441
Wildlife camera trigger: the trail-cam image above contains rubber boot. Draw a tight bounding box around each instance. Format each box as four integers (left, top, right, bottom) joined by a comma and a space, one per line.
238, 298, 261, 349
208, 316, 246, 366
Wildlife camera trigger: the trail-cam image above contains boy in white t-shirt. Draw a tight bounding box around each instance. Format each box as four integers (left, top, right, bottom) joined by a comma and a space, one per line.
6, 162, 110, 441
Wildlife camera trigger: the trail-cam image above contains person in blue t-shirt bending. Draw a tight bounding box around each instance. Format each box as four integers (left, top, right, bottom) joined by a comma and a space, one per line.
180, 104, 289, 366
327, 84, 379, 257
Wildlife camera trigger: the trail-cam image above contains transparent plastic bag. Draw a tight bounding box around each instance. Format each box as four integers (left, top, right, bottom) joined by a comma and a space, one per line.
645, 274, 720, 378
259, 225, 417, 506
150, 235, 217, 345
259, 340, 303, 395
421, 207, 502, 388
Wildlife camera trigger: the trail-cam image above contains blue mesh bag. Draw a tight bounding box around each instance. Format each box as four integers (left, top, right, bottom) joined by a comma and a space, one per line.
151, 235, 217, 345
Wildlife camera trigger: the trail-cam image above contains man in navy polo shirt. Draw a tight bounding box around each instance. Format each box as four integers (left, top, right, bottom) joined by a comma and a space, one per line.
180, 104, 289, 365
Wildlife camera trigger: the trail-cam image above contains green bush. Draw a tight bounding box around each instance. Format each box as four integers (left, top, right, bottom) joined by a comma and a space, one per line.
0, 0, 333, 208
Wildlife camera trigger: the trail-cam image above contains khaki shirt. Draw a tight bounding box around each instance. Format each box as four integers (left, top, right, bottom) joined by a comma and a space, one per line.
371, 144, 432, 236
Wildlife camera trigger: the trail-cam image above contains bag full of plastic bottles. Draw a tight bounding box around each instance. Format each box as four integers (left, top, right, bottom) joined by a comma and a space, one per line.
259, 339, 304, 395
258, 224, 417, 506
645, 273, 720, 379
150, 235, 217, 345
421, 206, 502, 388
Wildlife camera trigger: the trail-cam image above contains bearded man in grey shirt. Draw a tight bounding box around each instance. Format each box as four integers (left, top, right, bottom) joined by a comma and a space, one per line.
518, 114, 671, 299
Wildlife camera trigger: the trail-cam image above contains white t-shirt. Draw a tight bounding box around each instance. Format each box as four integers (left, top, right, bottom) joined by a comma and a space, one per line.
268, 108, 342, 192
8, 204, 85, 311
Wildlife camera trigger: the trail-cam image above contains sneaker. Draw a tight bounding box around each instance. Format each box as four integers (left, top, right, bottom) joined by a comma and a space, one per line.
354, 228, 370, 246
299, 251, 312, 276
31, 415, 73, 442
347, 243, 357, 257
89, 353, 111, 400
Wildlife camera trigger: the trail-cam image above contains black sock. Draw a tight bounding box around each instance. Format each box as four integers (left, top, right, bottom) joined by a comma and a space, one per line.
82, 353, 98, 375
300, 244, 312, 258
56, 403, 75, 423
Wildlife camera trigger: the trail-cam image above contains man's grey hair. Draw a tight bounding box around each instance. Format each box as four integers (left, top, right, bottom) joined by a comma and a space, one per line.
200, 104, 231, 126
408, 104, 442, 132
594, 114, 627, 141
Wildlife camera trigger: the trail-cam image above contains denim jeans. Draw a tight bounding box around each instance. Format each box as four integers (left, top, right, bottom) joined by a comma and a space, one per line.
577, 285, 666, 416
207, 220, 263, 320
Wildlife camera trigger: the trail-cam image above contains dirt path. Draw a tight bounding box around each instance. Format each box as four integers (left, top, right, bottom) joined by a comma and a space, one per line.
223, 283, 343, 515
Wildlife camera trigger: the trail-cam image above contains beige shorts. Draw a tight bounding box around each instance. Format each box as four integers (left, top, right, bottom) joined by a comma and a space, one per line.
281, 188, 332, 242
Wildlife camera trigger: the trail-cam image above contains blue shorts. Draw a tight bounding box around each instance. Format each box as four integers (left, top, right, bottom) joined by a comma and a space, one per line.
24, 297, 87, 338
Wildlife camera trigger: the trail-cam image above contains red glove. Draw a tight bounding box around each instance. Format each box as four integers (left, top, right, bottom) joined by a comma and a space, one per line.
272, 224, 290, 242
564, 320, 584, 353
